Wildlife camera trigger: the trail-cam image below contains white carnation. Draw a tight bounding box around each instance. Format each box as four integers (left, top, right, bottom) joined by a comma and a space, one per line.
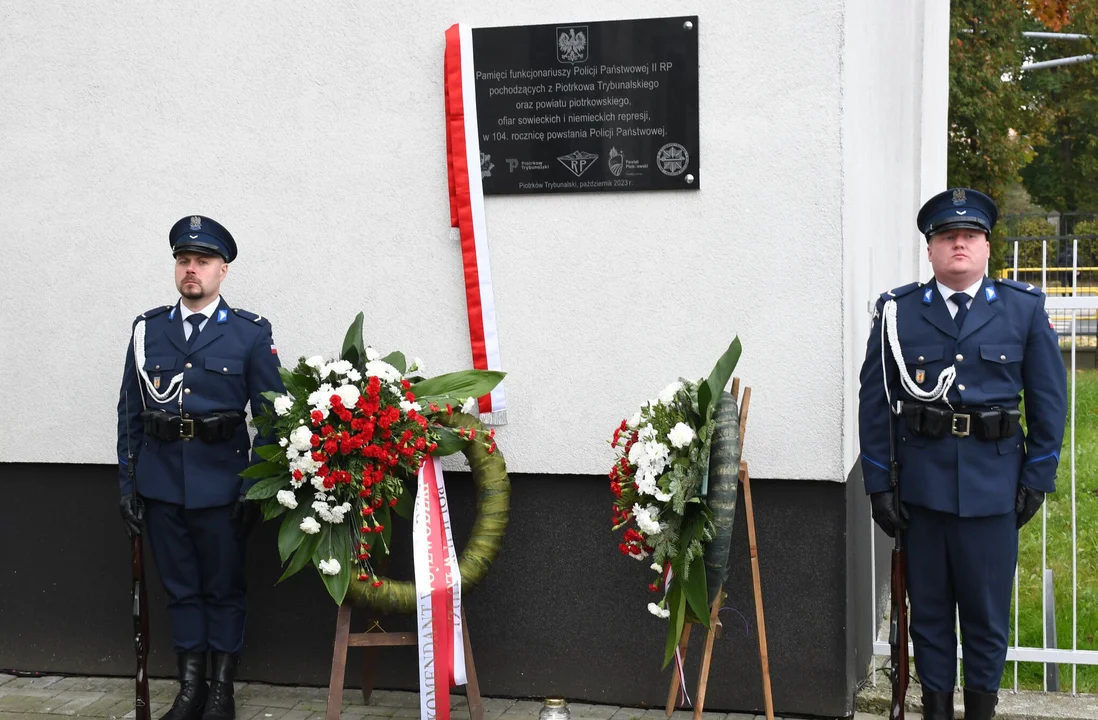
304, 356, 325, 369
627, 411, 642, 429
410, 357, 425, 374
273, 395, 294, 416
318, 558, 341, 576
289, 426, 313, 453
323, 360, 353, 377
651, 562, 663, 572
346, 368, 362, 382
307, 383, 335, 412
276, 489, 298, 509
648, 602, 671, 619
365, 347, 380, 361
638, 425, 657, 441
335, 384, 360, 408
633, 504, 662, 535
278, 437, 289, 448
328, 502, 352, 524
400, 399, 422, 414
658, 381, 684, 405
363, 360, 402, 382
461, 396, 478, 414
668, 422, 696, 449
299, 516, 321, 535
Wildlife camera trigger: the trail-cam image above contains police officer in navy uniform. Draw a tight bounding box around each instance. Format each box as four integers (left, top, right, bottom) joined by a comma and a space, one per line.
116, 215, 284, 720
859, 189, 1067, 720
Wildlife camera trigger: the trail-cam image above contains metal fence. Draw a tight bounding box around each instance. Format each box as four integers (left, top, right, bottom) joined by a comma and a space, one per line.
869, 218, 1098, 695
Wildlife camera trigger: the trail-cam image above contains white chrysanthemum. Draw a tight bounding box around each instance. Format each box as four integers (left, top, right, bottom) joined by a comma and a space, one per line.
273, 395, 294, 416
304, 356, 325, 370
289, 426, 313, 453
627, 411, 642, 429
299, 516, 321, 535
365, 347, 380, 361
400, 399, 422, 414
335, 384, 360, 408
363, 360, 402, 383
461, 396, 478, 414
276, 489, 298, 509
633, 504, 662, 535
323, 360, 353, 377
311, 476, 328, 493
668, 422, 695, 449
318, 558, 341, 575
658, 381, 684, 405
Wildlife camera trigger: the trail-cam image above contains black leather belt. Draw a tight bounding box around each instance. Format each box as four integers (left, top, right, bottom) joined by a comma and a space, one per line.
901, 402, 1021, 441
141, 409, 245, 443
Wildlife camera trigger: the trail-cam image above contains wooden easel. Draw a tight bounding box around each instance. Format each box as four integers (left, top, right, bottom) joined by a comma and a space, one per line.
665, 378, 774, 720
325, 603, 484, 720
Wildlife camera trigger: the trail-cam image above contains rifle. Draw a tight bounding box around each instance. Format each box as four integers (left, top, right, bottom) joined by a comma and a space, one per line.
126, 391, 151, 720
888, 400, 909, 720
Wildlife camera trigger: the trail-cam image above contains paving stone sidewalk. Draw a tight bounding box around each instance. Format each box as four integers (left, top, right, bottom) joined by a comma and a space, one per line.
0, 673, 869, 720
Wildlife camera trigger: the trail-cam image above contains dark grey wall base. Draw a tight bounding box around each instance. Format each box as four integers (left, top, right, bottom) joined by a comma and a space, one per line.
0, 463, 865, 717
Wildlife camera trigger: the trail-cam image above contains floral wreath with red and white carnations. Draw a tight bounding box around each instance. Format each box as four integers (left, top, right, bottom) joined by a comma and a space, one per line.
244, 313, 503, 605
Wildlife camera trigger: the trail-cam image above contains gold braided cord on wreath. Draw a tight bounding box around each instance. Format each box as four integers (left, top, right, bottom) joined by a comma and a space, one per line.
345, 410, 511, 614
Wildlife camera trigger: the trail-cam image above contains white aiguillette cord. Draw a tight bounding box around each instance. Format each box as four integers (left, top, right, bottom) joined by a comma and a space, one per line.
880, 299, 956, 412
133, 320, 184, 408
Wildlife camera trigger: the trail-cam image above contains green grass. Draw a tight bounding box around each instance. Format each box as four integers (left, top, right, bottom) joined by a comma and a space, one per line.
1006, 369, 1098, 692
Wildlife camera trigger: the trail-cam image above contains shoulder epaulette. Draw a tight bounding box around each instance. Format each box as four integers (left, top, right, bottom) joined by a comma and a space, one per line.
995, 277, 1043, 295
232, 308, 270, 326
879, 281, 923, 301
136, 305, 172, 322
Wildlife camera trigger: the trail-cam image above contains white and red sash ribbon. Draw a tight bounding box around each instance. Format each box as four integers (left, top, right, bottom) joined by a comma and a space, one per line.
413, 455, 466, 720
444, 23, 507, 425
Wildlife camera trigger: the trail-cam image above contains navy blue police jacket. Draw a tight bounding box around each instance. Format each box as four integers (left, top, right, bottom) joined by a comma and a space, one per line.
858, 277, 1067, 517
116, 298, 284, 509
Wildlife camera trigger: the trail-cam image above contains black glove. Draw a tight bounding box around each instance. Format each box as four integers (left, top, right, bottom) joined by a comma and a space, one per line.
1015, 485, 1046, 529
870, 491, 909, 538
231, 496, 260, 539
120, 494, 145, 536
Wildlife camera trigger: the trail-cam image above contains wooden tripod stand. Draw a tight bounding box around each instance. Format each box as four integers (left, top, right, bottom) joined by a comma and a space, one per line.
664, 378, 774, 720
325, 603, 484, 720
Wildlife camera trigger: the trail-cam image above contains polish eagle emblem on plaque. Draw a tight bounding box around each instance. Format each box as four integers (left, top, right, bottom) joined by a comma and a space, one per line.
557, 26, 589, 64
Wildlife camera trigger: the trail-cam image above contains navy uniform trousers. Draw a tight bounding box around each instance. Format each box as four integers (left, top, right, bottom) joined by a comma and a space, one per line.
858, 277, 1066, 692
144, 499, 247, 654
118, 298, 283, 655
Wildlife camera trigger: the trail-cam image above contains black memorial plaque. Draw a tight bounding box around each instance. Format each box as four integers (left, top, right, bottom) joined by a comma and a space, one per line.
471, 16, 699, 195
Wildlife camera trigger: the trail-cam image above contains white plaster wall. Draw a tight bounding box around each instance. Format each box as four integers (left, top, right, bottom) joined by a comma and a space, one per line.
1, 1, 851, 479
840, 0, 950, 474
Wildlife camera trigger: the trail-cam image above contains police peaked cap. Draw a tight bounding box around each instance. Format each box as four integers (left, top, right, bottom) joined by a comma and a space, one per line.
916, 188, 999, 240
169, 215, 237, 262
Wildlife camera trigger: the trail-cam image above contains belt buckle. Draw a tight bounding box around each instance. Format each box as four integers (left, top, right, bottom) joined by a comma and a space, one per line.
951, 413, 971, 438
179, 418, 194, 441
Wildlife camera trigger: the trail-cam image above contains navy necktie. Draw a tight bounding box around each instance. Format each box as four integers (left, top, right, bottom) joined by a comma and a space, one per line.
950, 292, 970, 330
185, 314, 206, 346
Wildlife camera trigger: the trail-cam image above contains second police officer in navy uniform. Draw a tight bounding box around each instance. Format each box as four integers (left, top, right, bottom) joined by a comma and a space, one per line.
858, 189, 1067, 720
117, 216, 284, 720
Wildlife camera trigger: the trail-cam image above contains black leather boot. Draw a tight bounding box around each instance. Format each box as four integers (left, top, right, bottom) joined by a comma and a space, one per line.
160, 653, 208, 720
202, 653, 239, 720
922, 690, 955, 720
963, 688, 998, 720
